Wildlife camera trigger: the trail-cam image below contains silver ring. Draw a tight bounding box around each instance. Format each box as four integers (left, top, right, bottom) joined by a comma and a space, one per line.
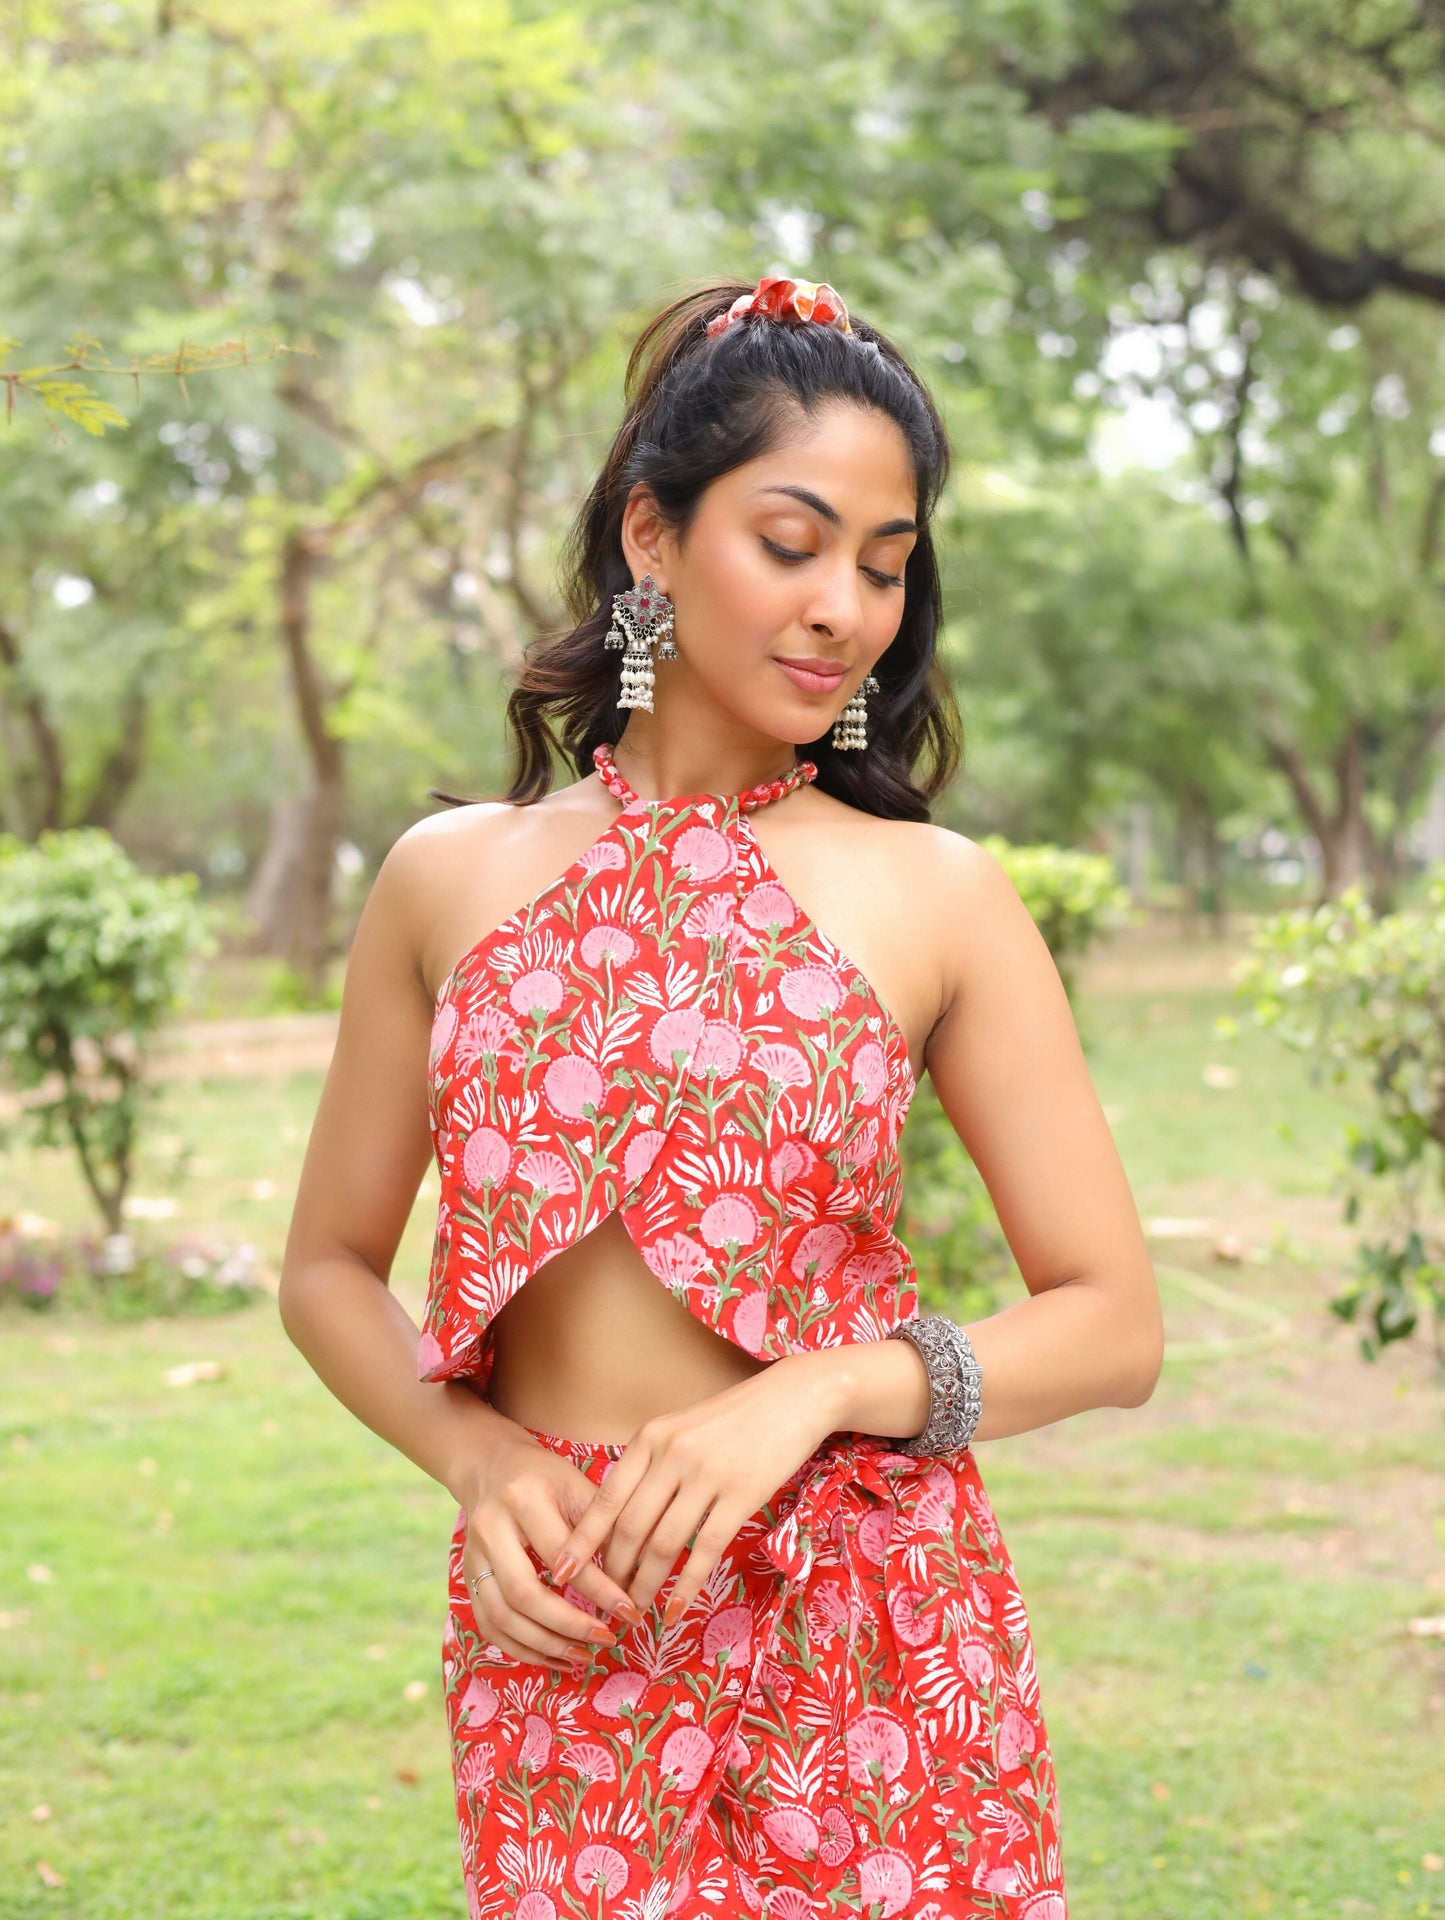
468, 1569, 495, 1596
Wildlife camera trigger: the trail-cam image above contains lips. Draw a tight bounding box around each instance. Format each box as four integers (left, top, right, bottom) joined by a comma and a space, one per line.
775, 657, 848, 693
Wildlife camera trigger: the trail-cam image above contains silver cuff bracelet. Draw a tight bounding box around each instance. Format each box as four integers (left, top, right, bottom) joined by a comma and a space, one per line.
886, 1315, 983, 1456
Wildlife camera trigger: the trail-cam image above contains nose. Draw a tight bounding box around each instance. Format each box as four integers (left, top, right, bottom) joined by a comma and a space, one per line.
801, 556, 867, 643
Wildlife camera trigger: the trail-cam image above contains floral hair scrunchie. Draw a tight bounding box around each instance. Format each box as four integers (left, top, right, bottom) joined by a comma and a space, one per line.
705, 275, 854, 338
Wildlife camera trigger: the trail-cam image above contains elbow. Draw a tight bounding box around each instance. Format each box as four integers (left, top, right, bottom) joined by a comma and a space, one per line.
276, 1260, 312, 1348
1117, 1325, 1166, 1407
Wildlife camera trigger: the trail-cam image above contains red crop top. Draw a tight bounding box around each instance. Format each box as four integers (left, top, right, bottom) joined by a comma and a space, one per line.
418, 741, 919, 1391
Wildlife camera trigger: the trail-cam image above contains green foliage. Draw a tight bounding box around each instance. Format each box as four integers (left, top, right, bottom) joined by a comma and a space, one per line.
980, 833, 1133, 994
257, 957, 345, 1014
0, 828, 217, 1235
899, 1080, 1017, 1318
0, 330, 312, 436
0, 1222, 268, 1320
898, 835, 1131, 1311
1236, 873, 1445, 1364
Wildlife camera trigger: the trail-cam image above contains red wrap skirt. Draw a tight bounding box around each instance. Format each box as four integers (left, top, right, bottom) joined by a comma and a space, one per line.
442, 1422, 1068, 1919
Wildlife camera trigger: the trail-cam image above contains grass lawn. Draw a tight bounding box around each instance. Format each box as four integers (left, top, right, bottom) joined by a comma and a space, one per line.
1, 921, 1442, 1918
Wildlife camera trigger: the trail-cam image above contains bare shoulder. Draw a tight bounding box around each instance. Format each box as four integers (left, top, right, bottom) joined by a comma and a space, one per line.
806, 792, 1021, 942
915, 823, 1048, 990
367, 801, 515, 988
385, 778, 611, 999
379, 798, 521, 998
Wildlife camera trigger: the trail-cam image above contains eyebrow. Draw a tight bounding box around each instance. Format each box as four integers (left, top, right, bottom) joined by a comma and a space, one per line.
755, 484, 918, 538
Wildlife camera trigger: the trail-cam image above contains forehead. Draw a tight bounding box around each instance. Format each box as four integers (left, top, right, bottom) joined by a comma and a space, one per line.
721, 405, 918, 519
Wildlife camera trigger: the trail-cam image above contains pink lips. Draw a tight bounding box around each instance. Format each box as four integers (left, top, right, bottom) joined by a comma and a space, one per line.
776, 658, 848, 693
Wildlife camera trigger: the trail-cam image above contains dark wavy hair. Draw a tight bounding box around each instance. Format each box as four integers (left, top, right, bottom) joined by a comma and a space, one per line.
429, 278, 962, 821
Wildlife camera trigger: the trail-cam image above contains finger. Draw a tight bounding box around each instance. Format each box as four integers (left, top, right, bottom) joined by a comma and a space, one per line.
626, 1487, 720, 1619
550, 1444, 665, 1597
465, 1550, 593, 1670
467, 1512, 618, 1660
527, 1470, 648, 1631
657, 1500, 745, 1627
478, 1616, 594, 1678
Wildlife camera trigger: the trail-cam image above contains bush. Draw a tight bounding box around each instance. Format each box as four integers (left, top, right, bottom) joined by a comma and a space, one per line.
899, 1083, 1017, 1318
980, 836, 1133, 998
895, 837, 1132, 1313
0, 1220, 270, 1320
0, 827, 217, 1235
1235, 872, 1445, 1366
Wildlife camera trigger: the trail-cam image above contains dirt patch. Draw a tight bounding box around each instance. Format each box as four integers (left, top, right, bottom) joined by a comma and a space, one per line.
0, 1014, 341, 1122
1076, 918, 1259, 997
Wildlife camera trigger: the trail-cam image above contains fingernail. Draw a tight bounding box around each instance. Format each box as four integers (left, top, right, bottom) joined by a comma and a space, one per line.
588, 1623, 616, 1645
554, 1553, 578, 1584
615, 1598, 645, 1628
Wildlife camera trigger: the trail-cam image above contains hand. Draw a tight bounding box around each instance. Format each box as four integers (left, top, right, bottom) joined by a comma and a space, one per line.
455, 1424, 647, 1672
548, 1355, 843, 1630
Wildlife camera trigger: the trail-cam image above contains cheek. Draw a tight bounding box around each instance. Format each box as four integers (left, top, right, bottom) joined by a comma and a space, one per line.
692, 543, 793, 650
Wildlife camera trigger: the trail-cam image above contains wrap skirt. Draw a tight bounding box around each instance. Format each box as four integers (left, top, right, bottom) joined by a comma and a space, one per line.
442, 1422, 1068, 1918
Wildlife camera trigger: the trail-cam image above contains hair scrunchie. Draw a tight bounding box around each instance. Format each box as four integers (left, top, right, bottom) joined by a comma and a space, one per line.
705, 275, 854, 339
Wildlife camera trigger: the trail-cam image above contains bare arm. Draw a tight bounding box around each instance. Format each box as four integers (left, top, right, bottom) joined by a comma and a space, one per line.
276, 824, 514, 1511
797, 827, 1165, 1444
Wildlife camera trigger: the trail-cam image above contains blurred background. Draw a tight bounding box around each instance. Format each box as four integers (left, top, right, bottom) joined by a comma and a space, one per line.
1, 2, 1442, 1915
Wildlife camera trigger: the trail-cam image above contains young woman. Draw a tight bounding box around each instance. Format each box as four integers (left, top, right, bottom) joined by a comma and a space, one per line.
279, 275, 1163, 1920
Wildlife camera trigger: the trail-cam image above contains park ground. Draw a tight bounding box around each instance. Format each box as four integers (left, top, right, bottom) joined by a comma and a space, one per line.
1, 918, 1442, 1919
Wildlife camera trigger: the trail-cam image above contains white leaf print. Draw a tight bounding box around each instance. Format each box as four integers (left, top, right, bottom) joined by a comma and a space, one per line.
457, 1268, 519, 1321
786, 1691, 835, 1736
916, 1839, 958, 1892
1013, 1638, 1040, 1707
848, 1303, 892, 1344
767, 1733, 825, 1804
661, 954, 707, 1004
625, 970, 667, 1009
576, 998, 645, 1069
696, 1558, 736, 1612
945, 1599, 973, 1641
668, 1140, 763, 1190
1002, 1589, 1033, 1639
907, 1648, 988, 1743
904, 1542, 932, 1587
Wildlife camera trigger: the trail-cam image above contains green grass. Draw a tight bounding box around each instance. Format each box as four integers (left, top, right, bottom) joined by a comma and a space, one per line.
2, 930, 1442, 1917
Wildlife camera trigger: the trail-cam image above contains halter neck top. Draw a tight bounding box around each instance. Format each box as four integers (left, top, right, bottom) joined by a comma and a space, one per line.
418, 742, 919, 1391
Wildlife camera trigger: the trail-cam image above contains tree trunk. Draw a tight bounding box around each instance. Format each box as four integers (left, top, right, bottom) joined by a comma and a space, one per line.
241, 527, 347, 995
1201, 807, 1228, 933
1126, 800, 1152, 904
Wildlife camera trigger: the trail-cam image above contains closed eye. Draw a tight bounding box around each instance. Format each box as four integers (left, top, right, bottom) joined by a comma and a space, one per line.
761, 537, 905, 590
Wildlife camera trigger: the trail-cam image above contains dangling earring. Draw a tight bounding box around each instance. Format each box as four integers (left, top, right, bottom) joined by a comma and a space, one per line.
832, 672, 879, 750
603, 572, 676, 713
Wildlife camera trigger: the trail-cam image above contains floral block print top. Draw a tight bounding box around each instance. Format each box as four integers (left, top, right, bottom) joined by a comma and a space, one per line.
419, 741, 918, 1395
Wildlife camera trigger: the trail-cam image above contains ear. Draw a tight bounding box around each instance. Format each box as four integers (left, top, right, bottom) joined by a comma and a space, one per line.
619, 483, 671, 592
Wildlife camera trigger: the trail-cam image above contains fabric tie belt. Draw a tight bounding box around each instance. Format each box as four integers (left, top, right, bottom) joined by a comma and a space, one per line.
670, 1434, 1012, 1891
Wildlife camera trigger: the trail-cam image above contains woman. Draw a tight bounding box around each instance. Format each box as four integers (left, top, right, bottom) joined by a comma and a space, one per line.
279, 275, 1163, 1919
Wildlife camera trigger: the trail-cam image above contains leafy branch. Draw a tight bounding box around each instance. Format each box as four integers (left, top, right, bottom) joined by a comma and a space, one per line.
0, 331, 316, 436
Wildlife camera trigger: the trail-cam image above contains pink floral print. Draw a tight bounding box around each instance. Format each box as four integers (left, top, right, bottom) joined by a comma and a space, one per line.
427, 745, 1068, 1914
443, 1424, 1067, 1917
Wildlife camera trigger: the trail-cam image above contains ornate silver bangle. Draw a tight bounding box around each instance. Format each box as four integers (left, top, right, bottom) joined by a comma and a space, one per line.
886, 1315, 983, 1456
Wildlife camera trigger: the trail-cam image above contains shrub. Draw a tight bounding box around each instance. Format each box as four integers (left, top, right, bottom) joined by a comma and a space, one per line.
0, 1220, 269, 1319
0, 827, 217, 1234
980, 836, 1133, 999
896, 838, 1131, 1313
1235, 873, 1445, 1366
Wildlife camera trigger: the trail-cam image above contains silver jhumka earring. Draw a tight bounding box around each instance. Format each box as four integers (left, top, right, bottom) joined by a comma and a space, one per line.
831, 672, 880, 750
604, 572, 677, 713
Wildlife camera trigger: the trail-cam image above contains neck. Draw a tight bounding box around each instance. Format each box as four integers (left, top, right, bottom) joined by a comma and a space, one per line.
609, 724, 802, 802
